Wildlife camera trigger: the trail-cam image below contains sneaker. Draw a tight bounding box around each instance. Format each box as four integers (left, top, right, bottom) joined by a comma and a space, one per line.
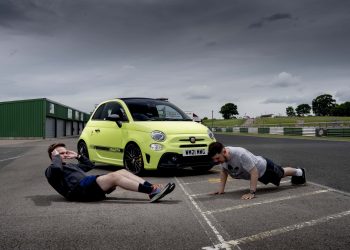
291, 168, 306, 185
166, 183, 176, 194
149, 183, 171, 203
151, 183, 175, 195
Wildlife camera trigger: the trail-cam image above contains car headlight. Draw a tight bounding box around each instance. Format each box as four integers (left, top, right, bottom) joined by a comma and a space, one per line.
151, 130, 166, 142
150, 143, 163, 151
208, 129, 215, 140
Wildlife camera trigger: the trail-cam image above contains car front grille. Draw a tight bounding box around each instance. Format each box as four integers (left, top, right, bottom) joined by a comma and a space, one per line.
158, 153, 213, 169
179, 144, 207, 148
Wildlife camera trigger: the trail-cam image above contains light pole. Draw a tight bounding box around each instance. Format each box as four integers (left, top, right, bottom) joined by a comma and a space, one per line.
211, 110, 214, 129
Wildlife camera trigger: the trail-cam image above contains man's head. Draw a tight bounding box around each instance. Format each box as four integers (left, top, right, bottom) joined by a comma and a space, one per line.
48, 143, 66, 160
208, 142, 227, 164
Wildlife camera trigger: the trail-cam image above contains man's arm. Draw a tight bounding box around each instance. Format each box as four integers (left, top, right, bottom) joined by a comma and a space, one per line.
65, 150, 95, 172
241, 166, 258, 200
213, 169, 228, 194
77, 155, 95, 172
46, 151, 64, 178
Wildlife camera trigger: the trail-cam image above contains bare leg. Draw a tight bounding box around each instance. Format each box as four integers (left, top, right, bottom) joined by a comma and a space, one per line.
115, 169, 146, 184
96, 172, 140, 192
283, 167, 297, 177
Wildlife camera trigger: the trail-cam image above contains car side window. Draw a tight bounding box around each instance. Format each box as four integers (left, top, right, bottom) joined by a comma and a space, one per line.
101, 102, 128, 122
91, 104, 105, 120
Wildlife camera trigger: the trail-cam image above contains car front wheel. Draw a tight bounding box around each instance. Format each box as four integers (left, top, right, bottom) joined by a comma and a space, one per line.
77, 141, 89, 159
124, 143, 144, 175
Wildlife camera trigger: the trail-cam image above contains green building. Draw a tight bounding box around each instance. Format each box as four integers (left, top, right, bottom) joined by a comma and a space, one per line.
0, 98, 90, 139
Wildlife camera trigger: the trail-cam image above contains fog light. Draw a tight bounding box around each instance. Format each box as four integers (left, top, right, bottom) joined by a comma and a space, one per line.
150, 143, 163, 151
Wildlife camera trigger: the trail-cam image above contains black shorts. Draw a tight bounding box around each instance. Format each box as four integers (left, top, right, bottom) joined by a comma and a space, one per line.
69, 175, 106, 201
258, 158, 285, 186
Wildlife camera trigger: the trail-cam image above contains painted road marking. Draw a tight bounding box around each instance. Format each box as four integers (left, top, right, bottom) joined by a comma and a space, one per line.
182, 178, 231, 185
203, 189, 330, 215
0, 155, 24, 162
202, 210, 350, 250
181, 175, 349, 250
190, 180, 291, 197
308, 181, 350, 197
175, 177, 240, 250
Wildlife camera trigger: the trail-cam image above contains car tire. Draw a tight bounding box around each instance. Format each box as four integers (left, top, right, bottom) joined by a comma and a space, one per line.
77, 141, 89, 159
124, 143, 144, 175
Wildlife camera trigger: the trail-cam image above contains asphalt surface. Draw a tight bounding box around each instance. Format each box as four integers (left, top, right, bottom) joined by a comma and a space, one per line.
0, 135, 349, 249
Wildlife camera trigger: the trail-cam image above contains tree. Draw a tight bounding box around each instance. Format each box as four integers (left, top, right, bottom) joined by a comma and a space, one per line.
332, 102, 350, 116
312, 94, 336, 116
219, 103, 238, 119
295, 104, 311, 116
286, 106, 296, 117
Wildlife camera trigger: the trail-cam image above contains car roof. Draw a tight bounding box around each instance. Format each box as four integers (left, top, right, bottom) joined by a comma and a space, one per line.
119, 97, 168, 101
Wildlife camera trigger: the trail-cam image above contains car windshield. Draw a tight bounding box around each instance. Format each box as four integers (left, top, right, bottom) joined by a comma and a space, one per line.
123, 99, 192, 121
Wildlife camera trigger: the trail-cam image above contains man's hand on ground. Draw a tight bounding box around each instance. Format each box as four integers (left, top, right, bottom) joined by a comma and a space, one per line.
241, 193, 255, 200
212, 191, 225, 195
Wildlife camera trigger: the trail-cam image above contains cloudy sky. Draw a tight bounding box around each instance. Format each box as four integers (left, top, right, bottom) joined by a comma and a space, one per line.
1, 0, 350, 118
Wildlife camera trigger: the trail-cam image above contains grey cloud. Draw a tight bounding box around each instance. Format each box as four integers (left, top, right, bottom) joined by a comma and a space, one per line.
0, 0, 56, 24
205, 41, 217, 47
266, 13, 292, 21
185, 95, 211, 100
0, 1, 28, 24
1, 0, 349, 118
248, 22, 263, 29
249, 13, 292, 29
253, 72, 300, 88
262, 96, 310, 104
335, 90, 350, 103
272, 81, 298, 88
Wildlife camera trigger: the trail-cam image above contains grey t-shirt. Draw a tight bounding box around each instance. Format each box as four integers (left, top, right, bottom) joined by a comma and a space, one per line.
220, 147, 267, 180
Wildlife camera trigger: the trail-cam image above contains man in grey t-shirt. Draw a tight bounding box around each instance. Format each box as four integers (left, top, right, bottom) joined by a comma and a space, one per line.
208, 142, 306, 200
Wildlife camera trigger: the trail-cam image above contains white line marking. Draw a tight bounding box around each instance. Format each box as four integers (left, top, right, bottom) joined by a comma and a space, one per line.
191, 187, 247, 197
191, 180, 291, 197
175, 177, 239, 250
308, 181, 350, 197
204, 210, 350, 249
183, 179, 219, 185
203, 189, 329, 214
0, 155, 24, 162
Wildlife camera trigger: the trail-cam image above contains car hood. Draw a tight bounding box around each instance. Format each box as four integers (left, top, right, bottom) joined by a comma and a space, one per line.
132, 121, 208, 134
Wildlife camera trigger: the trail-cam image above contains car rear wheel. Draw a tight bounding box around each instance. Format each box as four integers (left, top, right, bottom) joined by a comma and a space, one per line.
124, 143, 144, 175
77, 141, 89, 159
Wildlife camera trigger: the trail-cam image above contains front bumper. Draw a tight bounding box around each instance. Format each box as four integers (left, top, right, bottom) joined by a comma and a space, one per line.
157, 152, 214, 169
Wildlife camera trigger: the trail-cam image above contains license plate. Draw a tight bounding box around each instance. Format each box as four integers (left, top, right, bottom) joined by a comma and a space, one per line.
183, 148, 207, 157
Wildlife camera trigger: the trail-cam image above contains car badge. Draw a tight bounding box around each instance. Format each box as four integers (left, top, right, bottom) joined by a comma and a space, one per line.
189, 137, 196, 143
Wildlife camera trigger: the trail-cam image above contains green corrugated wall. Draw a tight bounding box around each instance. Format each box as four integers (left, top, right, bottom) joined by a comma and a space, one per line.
45, 100, 90, 121
1, 98, 90, 138
0, 99, 45, 137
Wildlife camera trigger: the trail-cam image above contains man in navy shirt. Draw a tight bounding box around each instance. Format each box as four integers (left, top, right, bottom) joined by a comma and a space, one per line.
45, 143, 174, 202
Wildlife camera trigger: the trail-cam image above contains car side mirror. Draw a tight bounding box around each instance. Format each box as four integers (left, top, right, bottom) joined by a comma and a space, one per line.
106, 114, 122, 128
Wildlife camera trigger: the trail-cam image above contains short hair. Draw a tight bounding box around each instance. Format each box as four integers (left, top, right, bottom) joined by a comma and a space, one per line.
208, 142, 225, 158
48, 143, 66, 159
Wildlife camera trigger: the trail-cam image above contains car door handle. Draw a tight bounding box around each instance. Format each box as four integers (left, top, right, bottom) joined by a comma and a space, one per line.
95, 129, 100, 133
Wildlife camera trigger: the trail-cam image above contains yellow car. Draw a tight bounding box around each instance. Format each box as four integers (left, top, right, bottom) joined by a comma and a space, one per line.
77, 98, 216, 174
